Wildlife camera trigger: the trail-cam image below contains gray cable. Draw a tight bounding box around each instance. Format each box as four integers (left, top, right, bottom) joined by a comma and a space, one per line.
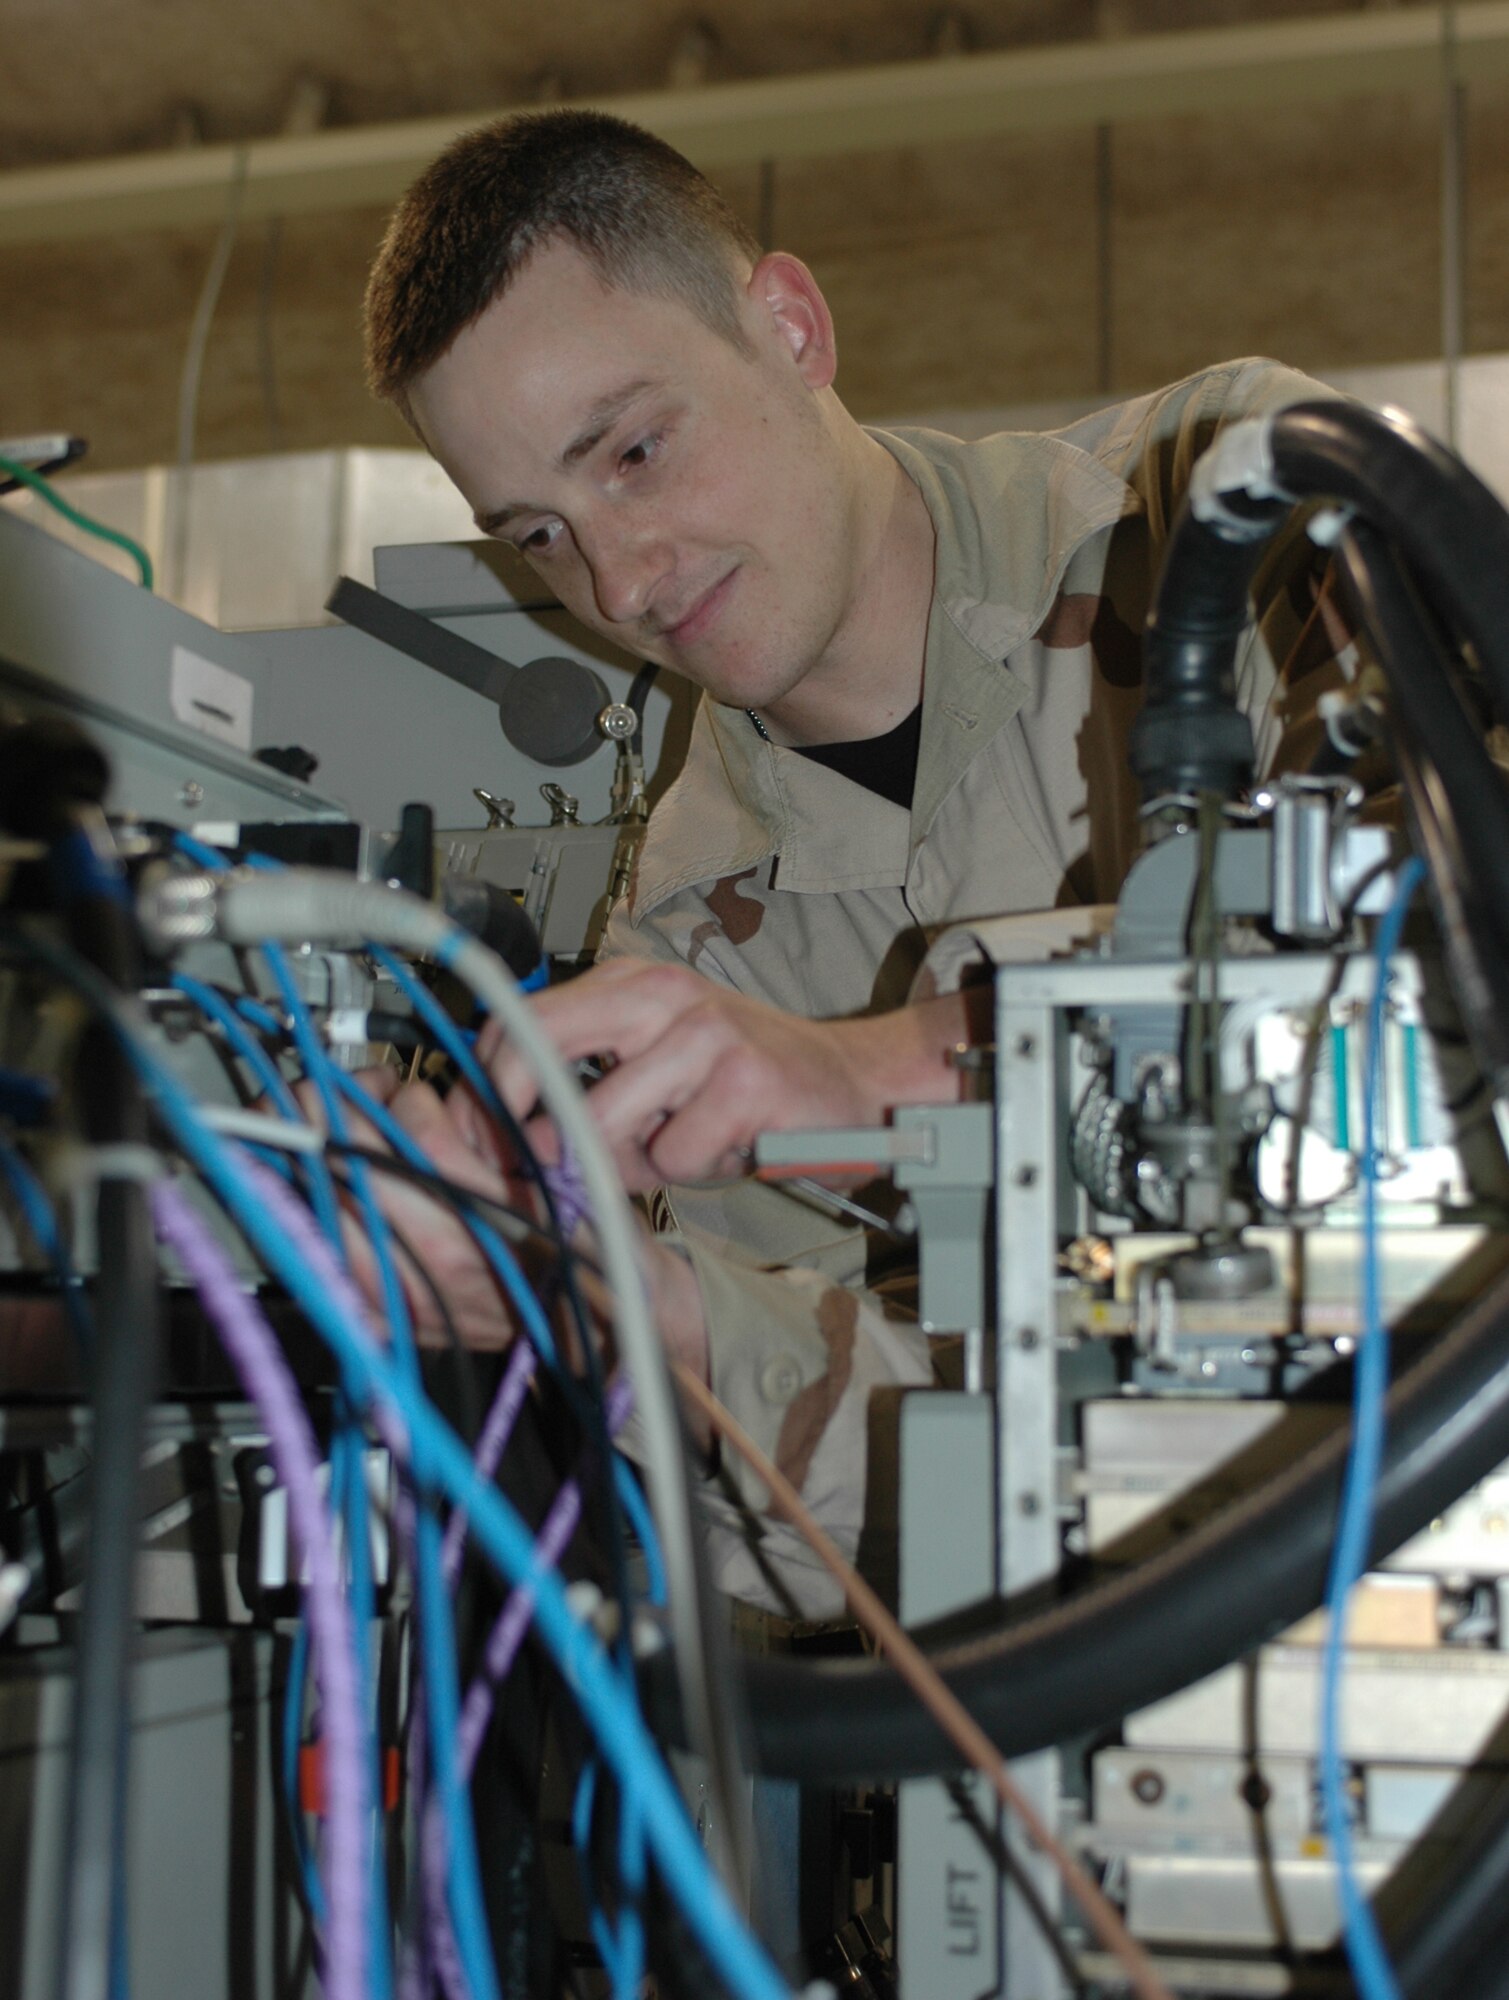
169, 145, 248, 599
143, 864, 749, 1895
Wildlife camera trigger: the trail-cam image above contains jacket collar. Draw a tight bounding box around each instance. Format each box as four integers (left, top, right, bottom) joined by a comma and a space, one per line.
628, 421, 1139, 921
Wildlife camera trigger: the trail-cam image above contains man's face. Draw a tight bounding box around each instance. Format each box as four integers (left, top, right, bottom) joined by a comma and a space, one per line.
407, 239, 857, 715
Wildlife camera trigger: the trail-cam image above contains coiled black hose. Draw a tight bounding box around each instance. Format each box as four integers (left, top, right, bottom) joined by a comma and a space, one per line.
1269, 402, 1509, 726
1131, 399, 1509, 807
1336, 525, 1509, 1092
650, 1253, 1509, 1782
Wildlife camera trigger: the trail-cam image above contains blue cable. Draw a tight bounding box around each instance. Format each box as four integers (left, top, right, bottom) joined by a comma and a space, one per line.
326, 1069, 666, 1971
163, 850, 686, 1989
170, 973, 297, 1118
329, 1061, 663, 1970
0, 1129, 94, 1356
1318, 855, 1425, 2000
170, 836, 396, 1998
571, 1757, 646, 2000
230, 990, 282, 1037
252, 943, 494, 2000
327, 1066, 559, 1372
80, 998, 789, 2000
167, 974, 298, 1183
612, 1458, 667, 1608
365, 942, 509, 1125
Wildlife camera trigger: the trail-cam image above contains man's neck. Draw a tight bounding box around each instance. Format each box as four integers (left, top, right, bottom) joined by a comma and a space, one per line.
759, 433, 936, 748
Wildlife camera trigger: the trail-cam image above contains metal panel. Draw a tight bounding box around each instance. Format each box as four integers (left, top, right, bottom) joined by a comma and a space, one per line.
254, 615, 679, 833
1125, 1647, 1509, 1763
0, 508, 344, 827
1124, 1853, 1390, 1951
898, 1394, 1001, 2000
1080, 1396, 1509, 1577
993, 978, 1067, 2000
1093, 1748, 1494, 1847
0, 1630, 314, 1999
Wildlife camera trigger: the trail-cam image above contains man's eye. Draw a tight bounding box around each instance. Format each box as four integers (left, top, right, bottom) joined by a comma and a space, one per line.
517, 520, 562, 554
619, 432, 664, 472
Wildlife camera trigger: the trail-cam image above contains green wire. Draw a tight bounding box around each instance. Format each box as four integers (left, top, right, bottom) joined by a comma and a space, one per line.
0, 452, 154, 590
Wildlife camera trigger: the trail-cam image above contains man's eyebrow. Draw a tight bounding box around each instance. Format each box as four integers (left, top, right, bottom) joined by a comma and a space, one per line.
560, 377, 660, 467
475, 500, 527, 536
473, 378, 663, 538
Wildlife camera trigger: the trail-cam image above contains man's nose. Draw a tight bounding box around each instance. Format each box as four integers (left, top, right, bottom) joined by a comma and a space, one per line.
582, 521, 672, 628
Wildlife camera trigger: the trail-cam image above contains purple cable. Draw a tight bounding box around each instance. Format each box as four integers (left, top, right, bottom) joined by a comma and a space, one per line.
241, 1157, 410, 1460
399, 1340, 539, 2000
151, 1180, 368, 2000
462, 1371, 635, 1770
440, 1337, 536, 1588
542, 1143, 591, 1241
413, 1373, 637, 1993
409, 1163, 588, 1990
223, 1165, 455, 2000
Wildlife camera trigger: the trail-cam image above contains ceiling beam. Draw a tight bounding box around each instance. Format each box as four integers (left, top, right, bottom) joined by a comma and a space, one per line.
1, 2, 1504, 246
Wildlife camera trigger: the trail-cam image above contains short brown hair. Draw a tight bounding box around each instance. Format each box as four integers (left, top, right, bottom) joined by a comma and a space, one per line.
364, 110, 762, 417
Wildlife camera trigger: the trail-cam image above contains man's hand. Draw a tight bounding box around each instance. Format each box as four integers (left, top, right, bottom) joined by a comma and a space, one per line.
329, 1063, 713, 1392
486, 960, 974, 1193
308, 1066, 526, 1351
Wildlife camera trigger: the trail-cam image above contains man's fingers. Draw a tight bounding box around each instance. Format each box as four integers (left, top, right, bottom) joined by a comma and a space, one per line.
486, 960, 711, 1119
567, 1004, 767, 1189
352, 1064, 402, 1107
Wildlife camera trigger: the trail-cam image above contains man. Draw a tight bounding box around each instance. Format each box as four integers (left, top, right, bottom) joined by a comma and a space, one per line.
361, 109, 1336, 1612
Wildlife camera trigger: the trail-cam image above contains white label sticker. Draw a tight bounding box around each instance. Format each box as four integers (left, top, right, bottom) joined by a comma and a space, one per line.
170, 646, 254, 752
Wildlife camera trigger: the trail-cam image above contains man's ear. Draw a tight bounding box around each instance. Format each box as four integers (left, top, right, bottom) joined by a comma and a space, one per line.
748, 252, 837, 391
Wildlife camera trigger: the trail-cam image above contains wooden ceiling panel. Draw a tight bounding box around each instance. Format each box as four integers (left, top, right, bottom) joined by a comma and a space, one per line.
0, 0, 1430, 170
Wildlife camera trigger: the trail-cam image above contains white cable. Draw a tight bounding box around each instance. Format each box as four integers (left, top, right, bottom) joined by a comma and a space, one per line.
199, 1105, 327, 1152
168, 145, 248, 599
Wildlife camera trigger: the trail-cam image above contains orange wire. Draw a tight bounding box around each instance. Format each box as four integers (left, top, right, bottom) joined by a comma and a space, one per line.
673, 1361, 1176, 2000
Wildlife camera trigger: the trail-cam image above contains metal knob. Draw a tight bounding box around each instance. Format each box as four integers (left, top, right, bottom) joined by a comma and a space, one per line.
473, 787, 516, 829
540, 783, 580, 826
597, 702, 638, 743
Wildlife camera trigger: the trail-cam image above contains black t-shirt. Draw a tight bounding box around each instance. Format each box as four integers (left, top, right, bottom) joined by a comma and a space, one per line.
792, 702, 922, 810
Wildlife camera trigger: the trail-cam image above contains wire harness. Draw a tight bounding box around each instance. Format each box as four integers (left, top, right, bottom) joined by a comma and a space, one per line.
3, 846, 786, 2000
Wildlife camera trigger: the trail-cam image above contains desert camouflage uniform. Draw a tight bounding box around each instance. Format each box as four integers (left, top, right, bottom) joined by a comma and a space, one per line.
605, 357, 1347, 1615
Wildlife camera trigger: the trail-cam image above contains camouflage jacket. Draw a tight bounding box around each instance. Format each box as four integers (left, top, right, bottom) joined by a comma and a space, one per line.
604, 357, 1344, 1616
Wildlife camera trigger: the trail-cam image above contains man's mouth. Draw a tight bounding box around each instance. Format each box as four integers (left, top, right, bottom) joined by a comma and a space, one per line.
661, 569, 736, 648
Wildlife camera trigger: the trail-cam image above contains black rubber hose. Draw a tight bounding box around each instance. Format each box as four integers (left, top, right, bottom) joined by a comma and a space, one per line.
438, 873, 544, 980
1132, 397, 1509, 807
1337, 527, 1509, 1085
645, 1260, 1509, 1782
626, 660, 659, 756
1336, 527, 1509, 916
1269, 401, 1509, 727
1392, 1769, 1509, 1998
1395, 731, 1509, 1096
1128, 497, 1287, 803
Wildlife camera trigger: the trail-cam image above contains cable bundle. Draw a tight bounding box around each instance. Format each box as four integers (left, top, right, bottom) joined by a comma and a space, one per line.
0, 825, 789, 2000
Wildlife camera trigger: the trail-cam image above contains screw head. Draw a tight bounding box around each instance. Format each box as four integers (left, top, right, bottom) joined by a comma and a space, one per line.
598, 701, 638, 742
